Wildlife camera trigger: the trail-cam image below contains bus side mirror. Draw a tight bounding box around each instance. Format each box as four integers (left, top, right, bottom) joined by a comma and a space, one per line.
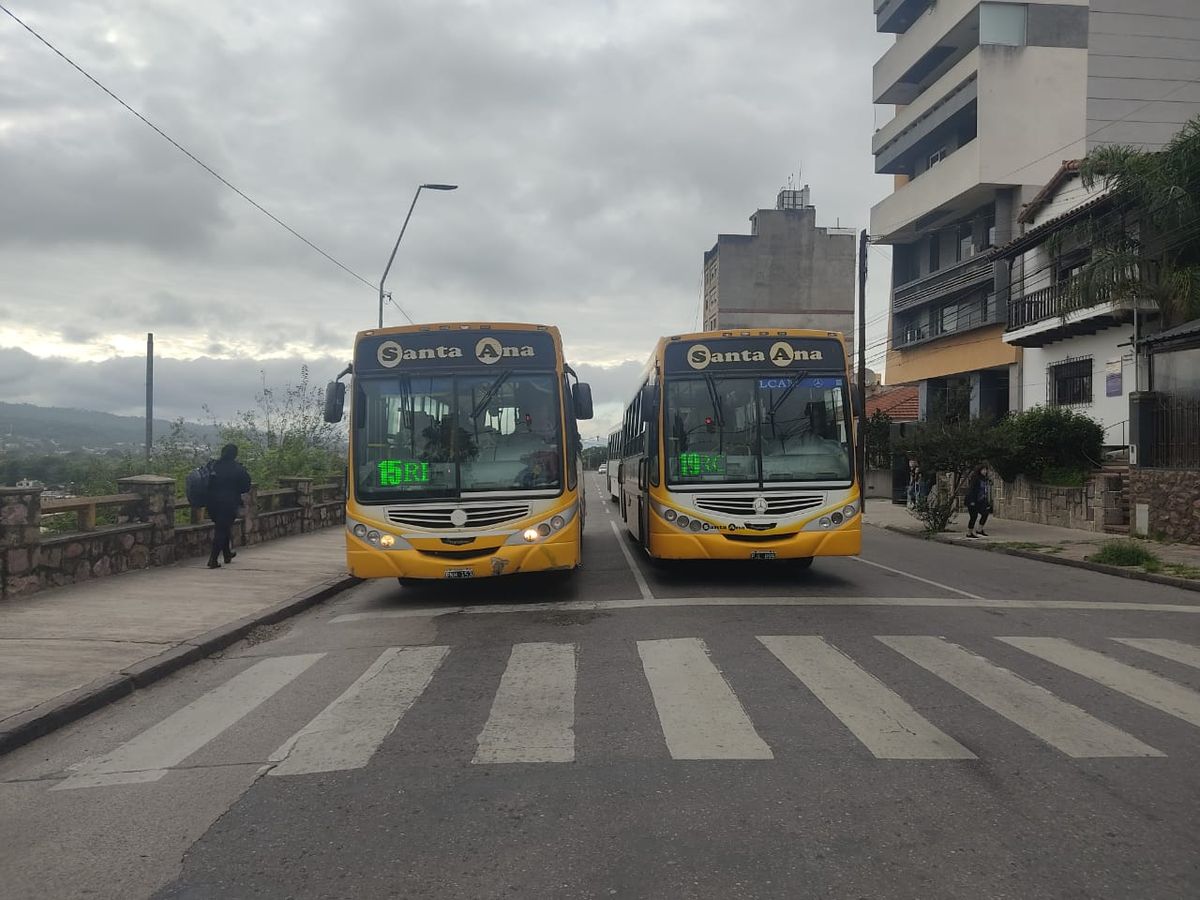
573, 382, 594, 420
640, 384, 657, 422
324, 381, 346, 424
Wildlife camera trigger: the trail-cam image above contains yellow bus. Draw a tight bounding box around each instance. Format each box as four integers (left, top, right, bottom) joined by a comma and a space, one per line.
616, 329, 860, 567
324, 323, 593, 581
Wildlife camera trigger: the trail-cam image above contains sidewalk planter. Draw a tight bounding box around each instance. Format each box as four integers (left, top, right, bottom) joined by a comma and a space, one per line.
1129, 469, 1200, 544
0, 475, 346, 601
991, 474, 1121, 533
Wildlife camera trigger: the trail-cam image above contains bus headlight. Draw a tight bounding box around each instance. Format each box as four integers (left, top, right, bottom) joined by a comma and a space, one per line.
842, 504, 859, 519
523, 528, 540, 542
353, 524, 368, 539
379, 534, 396, 548
367, 530, 381, 544
550, 515, 566, 530
819, 517, 832, 529
664, 509, 677, 523
688, 519, 702, 533
831, 512, 844, 525
676, 515, 690, 529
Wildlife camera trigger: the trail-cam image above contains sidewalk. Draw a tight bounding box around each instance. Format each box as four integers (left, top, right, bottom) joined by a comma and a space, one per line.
864, 500, 1200, 591
0, 528, 356, 754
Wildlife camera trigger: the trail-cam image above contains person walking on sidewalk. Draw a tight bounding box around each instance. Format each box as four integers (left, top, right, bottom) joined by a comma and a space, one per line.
964, 464, 992, 538
207, 443, 251, 569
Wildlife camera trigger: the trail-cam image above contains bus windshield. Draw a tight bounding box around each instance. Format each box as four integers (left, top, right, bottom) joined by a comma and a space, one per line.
355, 372, 563, 500
665, 374, 851, 486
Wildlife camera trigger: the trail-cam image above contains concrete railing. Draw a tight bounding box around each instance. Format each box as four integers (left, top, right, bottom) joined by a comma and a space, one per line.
1, 475, 346, 601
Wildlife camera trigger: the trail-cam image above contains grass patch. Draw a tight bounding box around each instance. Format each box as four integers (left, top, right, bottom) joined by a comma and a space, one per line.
1162, 563, 1200, 580
992, 542, 1052, 552
1090, 540, 1161, 569
1039, 466, 1089, 488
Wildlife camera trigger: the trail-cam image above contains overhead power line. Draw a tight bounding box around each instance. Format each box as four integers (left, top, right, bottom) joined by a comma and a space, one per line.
0, 3, 405, 315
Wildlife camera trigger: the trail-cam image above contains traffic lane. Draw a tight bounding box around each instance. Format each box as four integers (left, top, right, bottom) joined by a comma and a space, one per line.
859, 525, 1200, 605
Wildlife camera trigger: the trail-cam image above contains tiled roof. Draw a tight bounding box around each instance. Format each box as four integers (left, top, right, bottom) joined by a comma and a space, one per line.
866, 386, 919, 421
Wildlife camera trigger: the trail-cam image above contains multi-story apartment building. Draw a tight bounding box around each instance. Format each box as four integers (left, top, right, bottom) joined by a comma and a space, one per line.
703, 187, 856, 341
870, 0, 1200, 420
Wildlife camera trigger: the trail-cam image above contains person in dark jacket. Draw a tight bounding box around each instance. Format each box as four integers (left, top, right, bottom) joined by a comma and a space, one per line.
964, 464, 992, 538
207, 443, 251, 569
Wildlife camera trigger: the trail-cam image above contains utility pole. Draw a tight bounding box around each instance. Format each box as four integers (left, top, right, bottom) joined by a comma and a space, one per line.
858, 230, 868, 513
145, 333, 154, 466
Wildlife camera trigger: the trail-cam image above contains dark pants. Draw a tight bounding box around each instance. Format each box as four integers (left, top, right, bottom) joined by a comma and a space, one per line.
967, 502, 989, 531
209, 507, 236, 560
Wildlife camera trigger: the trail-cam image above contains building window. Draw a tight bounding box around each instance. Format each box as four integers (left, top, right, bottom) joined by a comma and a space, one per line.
928, 234, 941, 273
940, 304, 959, 334
928, 148, 947, 169
980, 3, 1026, 47
1049, 356, 1093, 407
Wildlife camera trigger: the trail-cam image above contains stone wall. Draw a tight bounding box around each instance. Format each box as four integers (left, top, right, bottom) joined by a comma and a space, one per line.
0, 476, 345, 601
1130, 468, 1200, 544
990, 473, 1123, 532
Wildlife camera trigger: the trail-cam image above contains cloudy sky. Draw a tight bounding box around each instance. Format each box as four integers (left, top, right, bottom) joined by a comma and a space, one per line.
0, 0, 894, 438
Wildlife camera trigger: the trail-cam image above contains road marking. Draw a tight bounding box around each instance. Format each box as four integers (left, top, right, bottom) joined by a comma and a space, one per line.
609, 520, 653, 601
54, 654, 325, 789
473, 642, 577, 764
330, 596, 1200, 623
1113, 638, 1200, 670
269, 646, 449, 777
637, 637, 773, 760
759, 636, 975, 759
851, 556, 984, 600
1001, 636, 1200, 729
880, 637, 1162, 758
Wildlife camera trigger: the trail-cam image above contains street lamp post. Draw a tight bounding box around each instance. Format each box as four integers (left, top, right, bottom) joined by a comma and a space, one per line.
378, 183, 458, 328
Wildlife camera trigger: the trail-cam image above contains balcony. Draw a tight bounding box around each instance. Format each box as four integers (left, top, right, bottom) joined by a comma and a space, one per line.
873, 48, 980, 163
893, 248, 997, 314
1003, 281, 1160, 348
876, 0, 934, 34
873, 0, 979, 104
871, 138, 988, 243
895, 292, 1004, 350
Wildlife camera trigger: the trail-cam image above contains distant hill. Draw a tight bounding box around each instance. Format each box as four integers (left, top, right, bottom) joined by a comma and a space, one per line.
0, 402, 217, 452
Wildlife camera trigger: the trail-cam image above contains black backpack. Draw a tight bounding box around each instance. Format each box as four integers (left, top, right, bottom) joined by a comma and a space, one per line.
185, 461, 216, 507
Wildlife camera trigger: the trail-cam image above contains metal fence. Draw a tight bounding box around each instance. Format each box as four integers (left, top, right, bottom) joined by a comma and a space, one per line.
1150, 394, 1200, 468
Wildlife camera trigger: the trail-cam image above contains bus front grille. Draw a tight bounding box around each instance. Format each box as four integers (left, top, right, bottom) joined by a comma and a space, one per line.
386, 503, 531, 530
693, 494, 825, 517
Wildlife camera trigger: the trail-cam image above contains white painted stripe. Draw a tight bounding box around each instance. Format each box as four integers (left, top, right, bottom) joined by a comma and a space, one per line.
473, 643, 577, 764
759, 636, 974, 760
330, 596, 1200, 623
637, 637, 772, 760
1114, 638, 1200, 670
269, 646, 449, 777
851, 556, 984, 600
1001, 636, 1200, 729
880, 637, 1162, 758
609, 520, 653, 601
54, 654, 325, 790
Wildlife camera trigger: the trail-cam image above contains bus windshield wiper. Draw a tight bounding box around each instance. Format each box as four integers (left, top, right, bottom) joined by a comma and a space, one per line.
702, 374, 724, 427
470, 370, 512, 420
766, 369, 809, 419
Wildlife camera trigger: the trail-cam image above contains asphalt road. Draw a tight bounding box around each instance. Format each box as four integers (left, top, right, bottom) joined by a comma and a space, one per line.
3, 474, 1200, 900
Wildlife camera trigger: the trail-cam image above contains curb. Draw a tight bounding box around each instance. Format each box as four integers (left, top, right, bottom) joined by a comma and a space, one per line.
871, 522, 1200, 595
0, 574, 361, 757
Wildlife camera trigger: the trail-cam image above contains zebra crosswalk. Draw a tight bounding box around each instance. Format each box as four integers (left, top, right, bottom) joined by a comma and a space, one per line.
53, 635, 1200, 790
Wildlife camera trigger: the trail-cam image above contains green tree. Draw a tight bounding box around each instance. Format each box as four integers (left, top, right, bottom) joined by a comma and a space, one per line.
897, 418, 1010, 534
864, 410, 893, 470
1079, 118, 1200, 326
993, 406, 1103, 485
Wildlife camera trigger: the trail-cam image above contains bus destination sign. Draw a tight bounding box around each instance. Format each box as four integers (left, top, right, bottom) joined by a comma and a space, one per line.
665, 337, 845, 373
356, 330, 558, 374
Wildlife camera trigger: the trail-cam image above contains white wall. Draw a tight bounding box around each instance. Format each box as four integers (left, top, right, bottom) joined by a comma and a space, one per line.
1019, 324, 1135, 443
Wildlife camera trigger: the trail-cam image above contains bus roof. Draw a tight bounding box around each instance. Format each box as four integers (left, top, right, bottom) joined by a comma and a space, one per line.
355, 322, 562, 343
661, 328, 845, 345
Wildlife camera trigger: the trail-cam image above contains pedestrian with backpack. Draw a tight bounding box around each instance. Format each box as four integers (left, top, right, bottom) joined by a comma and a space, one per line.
205, 443, 251, 569
964, 464, 992, 538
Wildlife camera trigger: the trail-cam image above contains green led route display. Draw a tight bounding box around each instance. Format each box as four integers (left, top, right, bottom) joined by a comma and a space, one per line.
678, 452, 725, 477
378, 460, 431, 486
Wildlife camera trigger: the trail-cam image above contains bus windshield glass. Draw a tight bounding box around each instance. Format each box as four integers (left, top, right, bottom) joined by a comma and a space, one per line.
355, 372, 563, 500
665, 374, 851, 485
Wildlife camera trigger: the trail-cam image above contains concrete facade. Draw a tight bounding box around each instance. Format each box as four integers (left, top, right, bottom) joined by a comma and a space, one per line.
703, 190, 856, 343
869, 0, 1200, 418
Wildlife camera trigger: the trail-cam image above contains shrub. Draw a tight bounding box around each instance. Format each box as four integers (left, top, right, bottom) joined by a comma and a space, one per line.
865, 410, 893, 470
1091, 540, 1160, 568
996, 406, 1103, 483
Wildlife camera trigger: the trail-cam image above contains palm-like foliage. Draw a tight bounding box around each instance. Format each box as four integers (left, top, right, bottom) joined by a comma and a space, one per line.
1078, 119, 1200, 326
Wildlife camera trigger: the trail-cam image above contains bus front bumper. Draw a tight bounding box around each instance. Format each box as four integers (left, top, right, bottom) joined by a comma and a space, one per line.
650, 522, 861, 560
346, 521, 582, 580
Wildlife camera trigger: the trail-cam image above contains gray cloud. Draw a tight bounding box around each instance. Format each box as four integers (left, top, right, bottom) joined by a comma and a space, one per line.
1, 0, 894, 399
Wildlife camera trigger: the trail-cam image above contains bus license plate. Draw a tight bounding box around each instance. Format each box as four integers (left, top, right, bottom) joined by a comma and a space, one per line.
444, 568, 475, 579
750, 550, 777, 560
